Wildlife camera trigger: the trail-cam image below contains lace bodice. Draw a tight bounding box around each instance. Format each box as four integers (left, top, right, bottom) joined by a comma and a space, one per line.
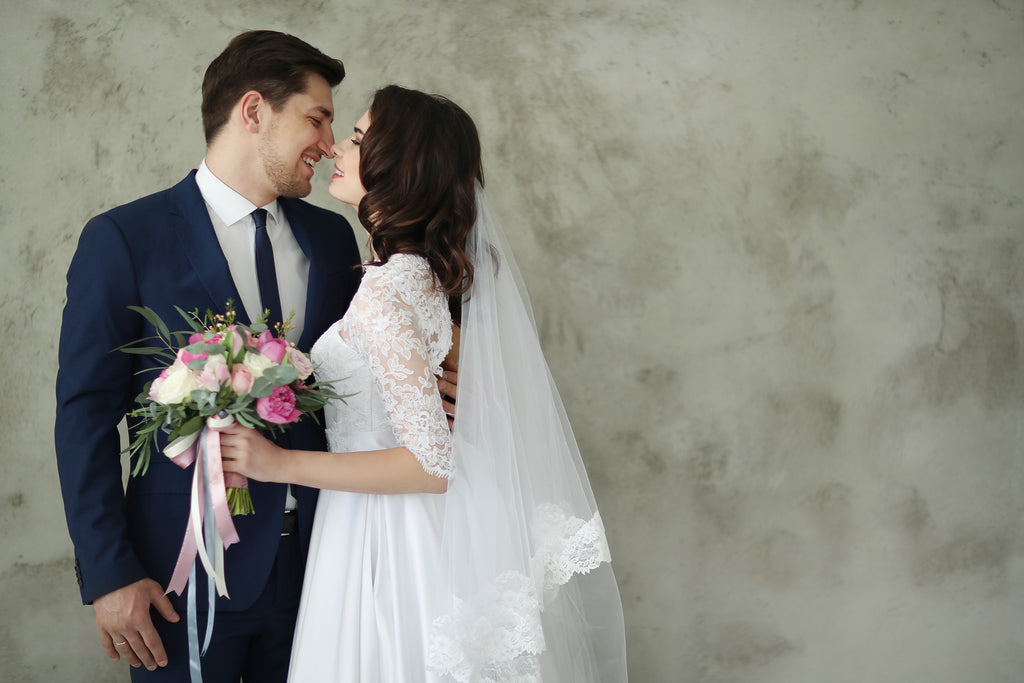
311, 253, 454, 477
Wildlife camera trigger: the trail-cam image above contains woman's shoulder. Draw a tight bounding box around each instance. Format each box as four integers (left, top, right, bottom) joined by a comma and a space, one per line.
362, 253, 435, 292
355, 253, 441, 309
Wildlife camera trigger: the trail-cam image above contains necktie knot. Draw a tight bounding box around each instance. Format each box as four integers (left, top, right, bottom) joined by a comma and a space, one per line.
252, 208, 268, 232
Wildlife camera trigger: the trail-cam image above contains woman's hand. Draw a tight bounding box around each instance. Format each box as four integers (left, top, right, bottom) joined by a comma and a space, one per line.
220, 424, 287, 483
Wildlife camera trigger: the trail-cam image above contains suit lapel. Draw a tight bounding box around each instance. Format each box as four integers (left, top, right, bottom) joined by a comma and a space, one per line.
169, 172, 248, 322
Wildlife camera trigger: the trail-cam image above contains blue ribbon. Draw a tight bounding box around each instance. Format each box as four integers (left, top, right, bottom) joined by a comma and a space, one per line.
184, 426, 220, 683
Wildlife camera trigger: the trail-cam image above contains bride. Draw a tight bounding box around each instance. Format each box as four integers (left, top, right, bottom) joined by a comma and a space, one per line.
221, 85, 627, 682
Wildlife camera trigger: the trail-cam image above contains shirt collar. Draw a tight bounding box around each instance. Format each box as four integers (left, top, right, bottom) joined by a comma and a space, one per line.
195, 159, 282, 227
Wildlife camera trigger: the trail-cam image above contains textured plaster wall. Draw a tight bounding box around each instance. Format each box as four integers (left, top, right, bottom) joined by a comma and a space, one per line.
2, 1, 1022, 681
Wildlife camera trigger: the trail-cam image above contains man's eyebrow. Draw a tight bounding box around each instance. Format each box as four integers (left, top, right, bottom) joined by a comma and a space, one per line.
312, 105, 333, 122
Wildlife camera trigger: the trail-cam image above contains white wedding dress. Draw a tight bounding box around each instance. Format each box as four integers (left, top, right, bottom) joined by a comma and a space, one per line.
290, 254, 454, 682
289, 207, 627, 682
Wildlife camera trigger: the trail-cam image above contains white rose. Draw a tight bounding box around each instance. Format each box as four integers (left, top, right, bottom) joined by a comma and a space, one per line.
153, 360, 200, 405
242, 351, 275, 379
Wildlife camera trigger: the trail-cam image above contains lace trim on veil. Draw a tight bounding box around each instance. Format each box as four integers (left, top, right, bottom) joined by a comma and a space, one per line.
531, 504, 611, 598
427, 507, 611, 682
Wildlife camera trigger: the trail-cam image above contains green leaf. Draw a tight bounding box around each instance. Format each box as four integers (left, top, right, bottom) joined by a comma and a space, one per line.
202, 343, 227, 357
249, 377, 274, 398
119, 346, 171, 356
110, 335, 164, 352
263, 365, 298, 386
128, 305, 172, 342
170, 414, 204, 440
175, 306, 205, 333
235, 411, 259, 429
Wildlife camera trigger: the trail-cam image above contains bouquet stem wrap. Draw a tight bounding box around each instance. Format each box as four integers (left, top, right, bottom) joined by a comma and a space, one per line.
164, 414, 240, 682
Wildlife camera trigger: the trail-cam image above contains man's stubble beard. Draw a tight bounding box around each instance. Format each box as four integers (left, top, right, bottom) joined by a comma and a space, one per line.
258, 121, 313, 199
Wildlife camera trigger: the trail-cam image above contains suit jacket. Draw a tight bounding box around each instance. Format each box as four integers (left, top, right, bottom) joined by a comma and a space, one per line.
55, 171, 362, 611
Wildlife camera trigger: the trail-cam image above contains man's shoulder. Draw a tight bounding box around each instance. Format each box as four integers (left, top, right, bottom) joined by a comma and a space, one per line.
98, 173, 197, 222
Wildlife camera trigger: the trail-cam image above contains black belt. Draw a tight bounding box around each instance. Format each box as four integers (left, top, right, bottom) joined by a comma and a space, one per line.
281, 509, 298, 536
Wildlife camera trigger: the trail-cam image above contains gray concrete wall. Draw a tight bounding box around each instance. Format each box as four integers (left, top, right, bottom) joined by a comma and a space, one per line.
2, 1, 1022, 681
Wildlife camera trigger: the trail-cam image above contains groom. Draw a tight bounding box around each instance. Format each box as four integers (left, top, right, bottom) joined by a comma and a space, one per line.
56, 31, 360, 681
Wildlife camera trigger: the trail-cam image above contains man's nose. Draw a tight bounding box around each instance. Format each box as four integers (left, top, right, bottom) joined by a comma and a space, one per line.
319, 127, 336, 156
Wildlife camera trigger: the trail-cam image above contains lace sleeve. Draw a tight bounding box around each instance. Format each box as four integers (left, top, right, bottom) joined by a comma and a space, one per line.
343, 257, 454, 478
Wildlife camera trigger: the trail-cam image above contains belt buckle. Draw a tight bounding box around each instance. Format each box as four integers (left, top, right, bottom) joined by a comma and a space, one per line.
281, 509, 298, 536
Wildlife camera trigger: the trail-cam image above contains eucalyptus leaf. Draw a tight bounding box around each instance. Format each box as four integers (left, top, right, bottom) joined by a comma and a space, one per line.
175, 305, 204, 332
203, 343, 227, 356
175, 415, 204, 438
250, 377, 274, 398
263, 365, 298, 386
128, 305, 171, 342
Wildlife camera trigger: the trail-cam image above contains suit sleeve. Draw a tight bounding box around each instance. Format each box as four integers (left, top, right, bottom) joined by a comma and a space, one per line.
55, 214, 148, 604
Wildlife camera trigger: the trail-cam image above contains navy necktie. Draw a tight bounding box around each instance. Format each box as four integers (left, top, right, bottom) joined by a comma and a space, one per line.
252, 208, 283, 331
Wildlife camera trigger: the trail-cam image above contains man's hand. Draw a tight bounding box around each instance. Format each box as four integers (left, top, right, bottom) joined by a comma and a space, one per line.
94, 578, 179, 671
437, 368, 458, 428
439, 325, 460, 429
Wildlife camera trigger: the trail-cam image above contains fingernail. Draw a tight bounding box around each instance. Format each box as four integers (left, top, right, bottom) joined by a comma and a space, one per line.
158, 660, 168, 667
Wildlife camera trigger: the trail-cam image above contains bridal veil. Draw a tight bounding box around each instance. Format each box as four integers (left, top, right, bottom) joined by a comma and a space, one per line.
426, 187, 628, 681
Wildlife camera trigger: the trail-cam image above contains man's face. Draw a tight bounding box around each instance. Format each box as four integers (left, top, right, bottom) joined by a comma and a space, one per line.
257, 74, 335, 198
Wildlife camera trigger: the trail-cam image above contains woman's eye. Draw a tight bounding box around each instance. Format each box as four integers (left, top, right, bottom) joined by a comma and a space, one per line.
351, 138, 360, 146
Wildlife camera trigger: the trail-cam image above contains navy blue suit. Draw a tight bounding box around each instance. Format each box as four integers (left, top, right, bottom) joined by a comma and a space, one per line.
55, 172, 362, 680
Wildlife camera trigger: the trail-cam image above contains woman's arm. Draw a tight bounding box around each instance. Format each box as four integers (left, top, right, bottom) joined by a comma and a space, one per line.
220, 425, 447, 494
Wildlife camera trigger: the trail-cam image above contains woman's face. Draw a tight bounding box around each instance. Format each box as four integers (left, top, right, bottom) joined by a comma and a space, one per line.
328, 110, 369, 208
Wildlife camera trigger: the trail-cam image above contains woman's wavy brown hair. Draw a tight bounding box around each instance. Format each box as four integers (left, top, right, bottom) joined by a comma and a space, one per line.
358, 85, 483, 321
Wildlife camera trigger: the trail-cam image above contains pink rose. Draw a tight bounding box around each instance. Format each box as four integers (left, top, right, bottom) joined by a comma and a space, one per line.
198, 354, 230, 392
231, 366, 255, 394
226, 325, 245, 356
178, 346, 207, 365
287, 348, 313, 380
256, 385, 301, 425
257, 331, 289, 365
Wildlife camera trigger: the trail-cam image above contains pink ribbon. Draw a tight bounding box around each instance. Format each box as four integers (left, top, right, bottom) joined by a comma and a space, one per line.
165, 415, 241, 596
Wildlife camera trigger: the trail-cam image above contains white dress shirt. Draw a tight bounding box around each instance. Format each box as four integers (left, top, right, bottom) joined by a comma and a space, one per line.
194, 160, 309, 345
195, 160, 306, 510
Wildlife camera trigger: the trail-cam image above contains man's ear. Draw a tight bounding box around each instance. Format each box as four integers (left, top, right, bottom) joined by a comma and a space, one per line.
239, 90, 263, 133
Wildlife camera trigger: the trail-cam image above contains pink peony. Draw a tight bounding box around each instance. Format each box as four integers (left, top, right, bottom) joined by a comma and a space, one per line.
256, 385, 301, 425
231, 366, 254, 394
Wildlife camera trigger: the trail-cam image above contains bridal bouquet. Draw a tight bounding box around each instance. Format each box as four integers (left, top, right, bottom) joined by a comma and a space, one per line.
121, 303, 340, 515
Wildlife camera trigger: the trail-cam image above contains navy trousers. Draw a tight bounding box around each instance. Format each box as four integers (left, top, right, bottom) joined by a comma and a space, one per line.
130, 534, 304, 683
